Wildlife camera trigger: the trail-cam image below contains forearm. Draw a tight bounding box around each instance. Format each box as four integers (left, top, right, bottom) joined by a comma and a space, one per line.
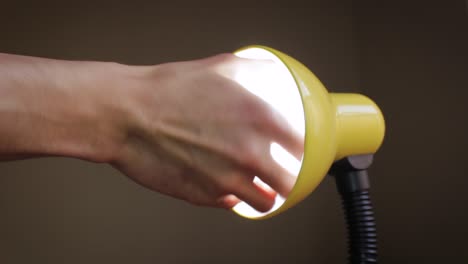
0, 53, 131, 162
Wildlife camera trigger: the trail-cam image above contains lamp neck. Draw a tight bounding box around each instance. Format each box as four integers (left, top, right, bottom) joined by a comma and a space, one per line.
329, 93, 385, 160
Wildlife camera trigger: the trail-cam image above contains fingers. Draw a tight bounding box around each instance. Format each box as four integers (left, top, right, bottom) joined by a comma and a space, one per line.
217, 178, 278, 211
224, 56, 275, 74
226, 175, 276, 212
252, 177, 278, 200
267, 110, 305, 160
210, 53, 275, 80
217, 194, 241, 210
253, 157, 297, 198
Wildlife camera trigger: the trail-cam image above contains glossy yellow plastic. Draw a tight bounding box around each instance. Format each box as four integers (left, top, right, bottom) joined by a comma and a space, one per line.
232, 45, 385, 219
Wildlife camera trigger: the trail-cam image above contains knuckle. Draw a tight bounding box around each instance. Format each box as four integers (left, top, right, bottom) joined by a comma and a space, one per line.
241, 99, 274, 130
206, 53, 236, 66
239, 142, 262, 169
257, 105, 279, 129
221, 173, 245, 193
214, 180, 232, 195
238, 139, 270, 172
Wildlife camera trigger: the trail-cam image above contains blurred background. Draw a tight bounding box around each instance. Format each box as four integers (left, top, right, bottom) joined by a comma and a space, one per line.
0, 1, 466, 263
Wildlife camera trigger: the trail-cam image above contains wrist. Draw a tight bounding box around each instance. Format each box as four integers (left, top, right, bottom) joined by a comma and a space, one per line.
76, 62, 164, 164
60, 61, 137, 164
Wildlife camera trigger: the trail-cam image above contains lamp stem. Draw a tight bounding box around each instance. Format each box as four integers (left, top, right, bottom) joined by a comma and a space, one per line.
329, 155, 378, 264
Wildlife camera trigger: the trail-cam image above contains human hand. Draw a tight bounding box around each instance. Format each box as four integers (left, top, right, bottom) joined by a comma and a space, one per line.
112, 54, 304, 212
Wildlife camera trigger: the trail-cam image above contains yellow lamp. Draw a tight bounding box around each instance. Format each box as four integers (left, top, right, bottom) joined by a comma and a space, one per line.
230, 45, 385, 220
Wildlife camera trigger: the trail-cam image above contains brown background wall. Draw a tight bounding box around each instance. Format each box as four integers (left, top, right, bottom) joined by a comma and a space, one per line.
0, 1, 466, 263
356, 1, 468, 262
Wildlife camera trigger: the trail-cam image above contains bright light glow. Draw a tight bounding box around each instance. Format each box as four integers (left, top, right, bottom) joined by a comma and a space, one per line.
232, 47, 305, 218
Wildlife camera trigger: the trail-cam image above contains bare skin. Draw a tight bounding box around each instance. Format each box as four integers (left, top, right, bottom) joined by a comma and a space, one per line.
0, 52, 303, 212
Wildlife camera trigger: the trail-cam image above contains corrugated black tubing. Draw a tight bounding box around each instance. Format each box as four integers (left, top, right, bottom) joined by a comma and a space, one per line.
339, 190, 378, 263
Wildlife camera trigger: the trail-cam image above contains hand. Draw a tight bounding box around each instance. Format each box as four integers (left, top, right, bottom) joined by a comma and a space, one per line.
112, 54, 304, 212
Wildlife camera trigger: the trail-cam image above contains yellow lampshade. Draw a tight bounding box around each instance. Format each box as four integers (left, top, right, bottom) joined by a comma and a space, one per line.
231, 45, 385, 219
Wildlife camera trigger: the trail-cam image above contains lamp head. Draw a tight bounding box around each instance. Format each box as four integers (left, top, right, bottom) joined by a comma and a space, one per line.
231, 45, 385, 219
